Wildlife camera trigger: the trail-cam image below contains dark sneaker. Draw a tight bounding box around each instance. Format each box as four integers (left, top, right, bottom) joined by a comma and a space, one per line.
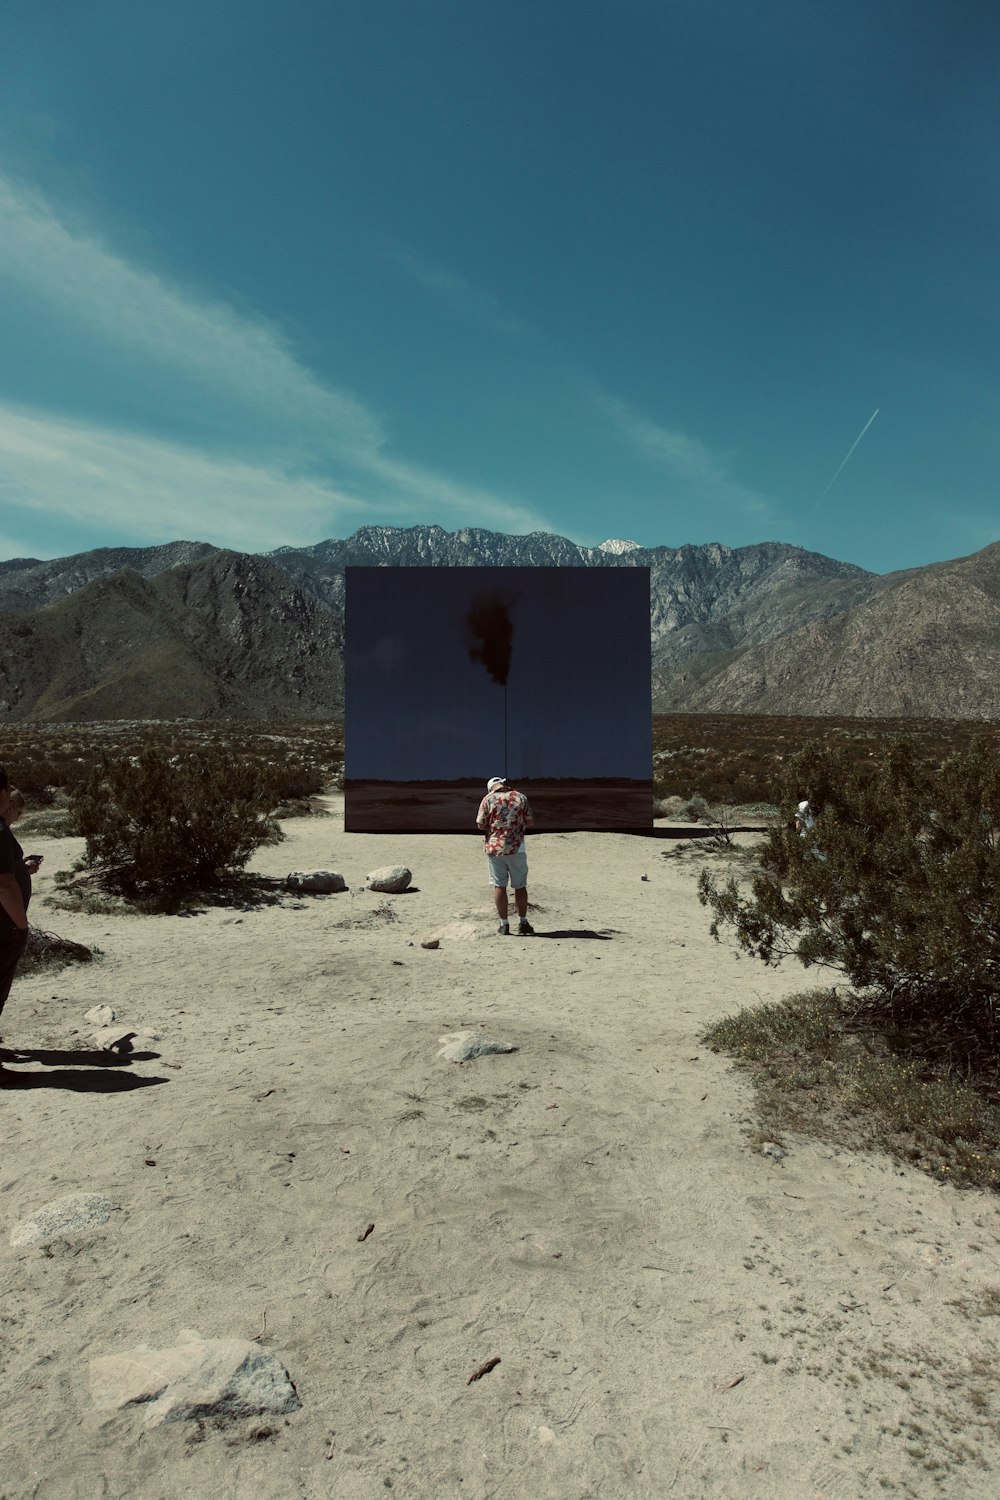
497, 921, 510, 936
518, 920, 534, 936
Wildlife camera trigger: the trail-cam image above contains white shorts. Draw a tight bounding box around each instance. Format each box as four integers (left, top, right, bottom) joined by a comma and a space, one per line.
486, 848, 528, 889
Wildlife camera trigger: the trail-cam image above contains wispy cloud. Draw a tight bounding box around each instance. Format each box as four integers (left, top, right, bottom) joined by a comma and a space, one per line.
384, 241, 775, 528
385, 241, 776, 532
0, 529, 34, 561
0, 401, 554, 556
0, 173, 380, 451
596, 393, 774, 520
0, 403, 369, 553
385, 245, 537, 340
0, 171, 554, 548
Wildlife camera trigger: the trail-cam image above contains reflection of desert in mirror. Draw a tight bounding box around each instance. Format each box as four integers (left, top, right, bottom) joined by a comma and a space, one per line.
345, 567, 651, 832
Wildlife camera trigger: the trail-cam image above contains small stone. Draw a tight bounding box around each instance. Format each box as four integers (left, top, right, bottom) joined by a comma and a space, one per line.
420, 938, 440, 950
89, 1328, 301, 1426
364, 870, 410, 888
91, 1029, 138, 1052
84, 1005, 115, 1026
285, 871, 347, 893
760, 1142, 786, 1162
366, 866, 411, 894
11, 1193, 116, 1249
437, 1031, 518, 1063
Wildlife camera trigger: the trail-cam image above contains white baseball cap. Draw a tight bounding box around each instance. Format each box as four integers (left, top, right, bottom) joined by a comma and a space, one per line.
487, 776, 507, 792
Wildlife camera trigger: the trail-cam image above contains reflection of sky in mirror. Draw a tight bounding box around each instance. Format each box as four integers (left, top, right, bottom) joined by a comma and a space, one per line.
346, 568, 650, 781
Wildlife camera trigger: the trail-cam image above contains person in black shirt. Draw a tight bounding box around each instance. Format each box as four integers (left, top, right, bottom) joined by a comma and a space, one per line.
0, 768, 31, 1032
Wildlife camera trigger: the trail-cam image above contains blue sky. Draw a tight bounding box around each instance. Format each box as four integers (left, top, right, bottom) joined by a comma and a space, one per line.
0, 0, 997, 575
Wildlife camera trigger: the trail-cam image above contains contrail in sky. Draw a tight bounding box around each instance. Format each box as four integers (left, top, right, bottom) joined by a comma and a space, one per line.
816, 407, 880, 506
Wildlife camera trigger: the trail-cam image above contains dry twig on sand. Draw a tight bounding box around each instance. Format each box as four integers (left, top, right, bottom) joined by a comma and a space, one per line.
22, 926, 94, 973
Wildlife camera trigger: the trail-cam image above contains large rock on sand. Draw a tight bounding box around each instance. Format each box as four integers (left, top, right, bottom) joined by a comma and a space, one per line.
437, 1031, 518, 1062
89, 1328, 301, 1426
10, 1193, 116, 1249
285, 870, 347, 893
365, 865, 411, 893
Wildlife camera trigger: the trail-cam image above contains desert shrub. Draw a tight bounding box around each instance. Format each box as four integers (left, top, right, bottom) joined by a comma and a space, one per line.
258, 758, 328, 802
703, 987, 1000, 1189
651, 712, 1000, 807
69, 747, 280, 894
676, 795, 712, 822
0, 751, 74, 802
699, 740, 1000, 1057
705, 987, 848, 1063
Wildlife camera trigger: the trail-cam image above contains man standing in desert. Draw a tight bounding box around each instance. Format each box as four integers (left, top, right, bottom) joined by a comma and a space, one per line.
477, 775, 535, 936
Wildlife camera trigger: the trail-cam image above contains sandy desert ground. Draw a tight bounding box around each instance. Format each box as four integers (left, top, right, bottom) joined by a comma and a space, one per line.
3, 797, 1000, 1499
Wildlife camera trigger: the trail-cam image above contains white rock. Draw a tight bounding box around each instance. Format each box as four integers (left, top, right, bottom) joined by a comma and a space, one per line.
366, 865, 411, 894
285, 870, 347, 893
437, 1031, 518, 1063
91, 1029, 138, 1052
90, 1028, 161, 1050
11, 1193, 116, 1249
84, 1005, 115, 1026
89, 1328, 301, 1426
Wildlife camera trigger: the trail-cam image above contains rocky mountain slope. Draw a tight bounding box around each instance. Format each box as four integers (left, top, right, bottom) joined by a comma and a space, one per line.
0, 540, 220, 613
667, 541, 1000, 720
0, 524, 995, 722
0, 551, 343, 722
268, 527, 886, 702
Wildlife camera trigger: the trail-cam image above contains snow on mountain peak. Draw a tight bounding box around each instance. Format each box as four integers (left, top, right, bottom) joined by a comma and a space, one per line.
597, 538, 642, 555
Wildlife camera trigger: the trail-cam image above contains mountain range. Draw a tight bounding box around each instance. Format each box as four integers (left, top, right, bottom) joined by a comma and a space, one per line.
0, 526, 997, 722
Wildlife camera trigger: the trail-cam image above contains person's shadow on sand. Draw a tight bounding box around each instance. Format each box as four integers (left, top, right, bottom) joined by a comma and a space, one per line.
1, 1045, 160, 1068
531, 929, 612, 940
0, 1065, 168, 1092
0, 1045, 169, 1091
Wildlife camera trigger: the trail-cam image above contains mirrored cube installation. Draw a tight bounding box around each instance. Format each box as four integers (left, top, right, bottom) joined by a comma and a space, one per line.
344, 566, 651, 832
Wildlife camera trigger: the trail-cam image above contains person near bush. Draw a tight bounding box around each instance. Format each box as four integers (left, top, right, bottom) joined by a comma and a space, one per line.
5, 790, 42, 873
0, 771, 31, 1036
476, 775, 535, 935
5, 790, 41, 879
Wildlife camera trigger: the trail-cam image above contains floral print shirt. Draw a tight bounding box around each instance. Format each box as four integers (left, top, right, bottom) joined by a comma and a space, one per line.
476, 788, 534, 856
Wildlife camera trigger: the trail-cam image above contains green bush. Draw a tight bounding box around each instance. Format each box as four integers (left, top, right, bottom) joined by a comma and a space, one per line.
1, 751, 79, 802
69, 747, 280, 894
256, 757, 327, 803
698, 740, 1000, 1052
